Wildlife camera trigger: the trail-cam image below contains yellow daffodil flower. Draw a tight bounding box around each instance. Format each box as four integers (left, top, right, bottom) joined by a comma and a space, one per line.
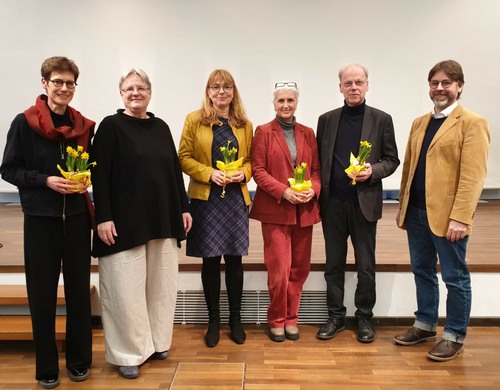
288, 162, 312, 192
344, 141, 372, 185
57, 145, 96, 191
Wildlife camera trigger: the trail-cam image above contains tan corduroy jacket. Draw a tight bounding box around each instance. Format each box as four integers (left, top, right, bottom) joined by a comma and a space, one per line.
398, 104, 490, 236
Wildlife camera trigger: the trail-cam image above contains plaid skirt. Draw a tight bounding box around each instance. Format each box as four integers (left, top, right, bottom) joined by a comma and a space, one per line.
186, 182, 249, 258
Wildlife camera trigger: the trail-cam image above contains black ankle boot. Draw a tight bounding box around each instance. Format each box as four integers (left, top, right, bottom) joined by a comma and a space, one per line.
229, 317, 246, 344
205, 319, 220, 347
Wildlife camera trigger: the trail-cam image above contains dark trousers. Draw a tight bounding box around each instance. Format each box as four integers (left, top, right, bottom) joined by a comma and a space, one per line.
24, 213, 92, 380
321, 197, 377, 319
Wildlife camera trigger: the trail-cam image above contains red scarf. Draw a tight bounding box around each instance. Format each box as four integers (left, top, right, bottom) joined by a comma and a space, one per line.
24, 94, 95, 144
24, 94, 97, 230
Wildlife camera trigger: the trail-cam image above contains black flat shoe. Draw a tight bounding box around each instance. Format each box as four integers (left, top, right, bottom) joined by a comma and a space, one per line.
68, 368, 89, 382
38, 375, 60, 389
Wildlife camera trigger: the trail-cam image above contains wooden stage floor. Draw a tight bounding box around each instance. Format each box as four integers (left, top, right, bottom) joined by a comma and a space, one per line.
1, 324, 500, 389
1, 201, 499, 272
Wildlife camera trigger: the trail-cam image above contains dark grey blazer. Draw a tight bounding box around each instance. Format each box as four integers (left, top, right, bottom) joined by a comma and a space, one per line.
316, 104, 400, 222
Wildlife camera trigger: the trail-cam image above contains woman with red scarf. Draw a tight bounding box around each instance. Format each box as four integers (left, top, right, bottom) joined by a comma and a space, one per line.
0, 56, 94, 389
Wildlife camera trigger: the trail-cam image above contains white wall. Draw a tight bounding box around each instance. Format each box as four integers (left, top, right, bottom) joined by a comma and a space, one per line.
1, 271, 499, 318
1, 0, 499, 192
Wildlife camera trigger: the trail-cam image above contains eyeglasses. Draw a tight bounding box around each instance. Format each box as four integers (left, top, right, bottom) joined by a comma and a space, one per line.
210, 85, 233, 93
341, 80, 366, 88
429, 79, 454, 89
275, 82, 297, 89
121, 86, 150, 94
49, 79, 77, 89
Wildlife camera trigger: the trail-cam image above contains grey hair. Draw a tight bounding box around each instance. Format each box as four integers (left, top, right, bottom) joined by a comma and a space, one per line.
119, 68, 152, 90
273, 82, 299, 101
338, 64, 369, 80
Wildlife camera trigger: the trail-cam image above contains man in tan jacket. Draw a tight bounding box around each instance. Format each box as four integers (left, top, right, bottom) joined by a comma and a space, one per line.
394, 60, 490, 361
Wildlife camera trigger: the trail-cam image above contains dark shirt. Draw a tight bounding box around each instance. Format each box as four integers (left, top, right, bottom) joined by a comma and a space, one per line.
330, 102, 365, 203
409, 117, 446, 209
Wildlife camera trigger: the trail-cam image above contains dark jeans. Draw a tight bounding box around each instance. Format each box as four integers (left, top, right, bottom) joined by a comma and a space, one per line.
322, 197, 377, 319
24, 213, 92, 380
406, 206, 470, 342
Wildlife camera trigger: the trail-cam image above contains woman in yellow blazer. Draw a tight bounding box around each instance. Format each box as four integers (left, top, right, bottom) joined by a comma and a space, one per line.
178, 69, 252, 348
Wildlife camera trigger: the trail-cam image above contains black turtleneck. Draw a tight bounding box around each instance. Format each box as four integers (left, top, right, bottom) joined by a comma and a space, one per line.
330, 101, 366, 202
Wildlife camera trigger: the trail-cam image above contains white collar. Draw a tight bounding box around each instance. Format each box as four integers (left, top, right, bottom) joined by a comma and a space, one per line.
432, 101, 458, 119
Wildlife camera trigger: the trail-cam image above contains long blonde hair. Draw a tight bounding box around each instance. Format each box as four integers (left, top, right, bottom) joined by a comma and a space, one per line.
199, 69, 249, 128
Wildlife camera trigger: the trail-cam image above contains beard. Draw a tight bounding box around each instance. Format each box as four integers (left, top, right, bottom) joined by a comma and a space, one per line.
432, 93, 450, 109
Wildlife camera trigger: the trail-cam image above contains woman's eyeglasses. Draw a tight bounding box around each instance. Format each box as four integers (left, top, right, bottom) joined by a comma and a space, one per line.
275, 82, 297, 89
210, 85, 233, 92
49, 79, 77, 89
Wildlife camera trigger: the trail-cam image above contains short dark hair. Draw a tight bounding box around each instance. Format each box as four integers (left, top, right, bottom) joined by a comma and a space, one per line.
40, 56, 80, 82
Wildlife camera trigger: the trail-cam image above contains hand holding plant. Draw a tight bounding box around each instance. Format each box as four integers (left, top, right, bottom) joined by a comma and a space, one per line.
344, 141, 371, 185
216, 140, 243, 198
288, 162, 312, 192
57, 145, 96, 192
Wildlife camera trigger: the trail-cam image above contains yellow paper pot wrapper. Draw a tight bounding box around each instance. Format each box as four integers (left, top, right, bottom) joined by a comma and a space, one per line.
216, 157, 244, 174
288, 178, 312, 192
57, 165, 91, 192
344, 152, 368, 185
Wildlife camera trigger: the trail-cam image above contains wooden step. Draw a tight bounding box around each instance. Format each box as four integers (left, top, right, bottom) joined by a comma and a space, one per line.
0, 315, 66, 340
0, 284, 96, 305
0, 315, 66, 351
0, 285, 96, 352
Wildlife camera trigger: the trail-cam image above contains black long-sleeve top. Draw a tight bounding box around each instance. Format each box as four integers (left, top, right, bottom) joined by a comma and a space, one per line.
91, 110, 189, 257
1, 112, 87, 217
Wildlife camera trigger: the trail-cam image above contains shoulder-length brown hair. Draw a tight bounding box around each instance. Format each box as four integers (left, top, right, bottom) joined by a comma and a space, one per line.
199, 69, 249, 128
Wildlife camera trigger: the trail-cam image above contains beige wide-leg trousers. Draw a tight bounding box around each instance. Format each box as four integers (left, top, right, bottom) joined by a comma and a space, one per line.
99, 238, 178, 366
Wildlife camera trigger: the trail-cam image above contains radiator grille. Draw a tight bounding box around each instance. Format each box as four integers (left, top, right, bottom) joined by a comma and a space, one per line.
174, 290, 329, 324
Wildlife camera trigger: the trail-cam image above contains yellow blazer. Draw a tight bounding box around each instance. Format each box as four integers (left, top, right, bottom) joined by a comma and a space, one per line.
398, 104, 490, 236
178, 111, 253, 205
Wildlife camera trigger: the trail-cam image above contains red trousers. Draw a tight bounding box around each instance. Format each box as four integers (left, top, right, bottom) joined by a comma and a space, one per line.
261, 222, 313, 328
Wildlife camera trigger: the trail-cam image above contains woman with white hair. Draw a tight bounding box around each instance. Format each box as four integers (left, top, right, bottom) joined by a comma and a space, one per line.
91, 68, 192, 379
250, 82, 321, 342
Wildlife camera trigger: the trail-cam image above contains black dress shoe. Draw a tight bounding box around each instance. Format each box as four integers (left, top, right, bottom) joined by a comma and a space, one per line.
316, 318, 345, 340
38, 375, 60, 389
357, 317, 375, 343
68, 367, 89, 382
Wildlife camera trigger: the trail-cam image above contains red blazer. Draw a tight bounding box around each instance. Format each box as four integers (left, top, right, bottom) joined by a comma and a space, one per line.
249, 119, 321, 226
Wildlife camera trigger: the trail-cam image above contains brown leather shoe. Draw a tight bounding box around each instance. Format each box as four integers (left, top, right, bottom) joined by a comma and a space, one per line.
393, 326, 437, 346
427, 339, 464, 362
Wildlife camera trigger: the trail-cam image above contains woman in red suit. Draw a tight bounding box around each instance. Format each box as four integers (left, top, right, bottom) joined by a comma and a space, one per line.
250, 82, 321, 342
